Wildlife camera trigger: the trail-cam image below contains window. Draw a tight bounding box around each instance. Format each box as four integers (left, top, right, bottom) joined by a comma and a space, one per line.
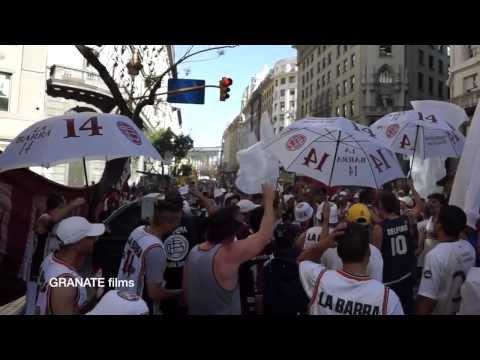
343, 104, 348, 117
438, 80, 444, 99
350, 75, 356, 91
463, 74, 477, 92
336, 84, 341, 98
306, 87, 309, 97
0, 72, 11, 112
337, 45, 341, 58
322, 75, 326, 86
279, 126, 284, 132
279, 114, 285, 122
274, 103, 278, 111
302, 75, 305, 85
306, 72, 309, 82
317, 62, 321, 73
429, 77, 433, 94
290, 100, 295, 108
418, 49, 424, 65
310, 68, 314, 79
290, 89, 295, 96
310, 54, 314, 63
344, 45, 348, 52
281, 77, 286, 85
318, 48, 322, 56
343, 59, 348, 72
280, 89, 285, 97
379, 45, 392, 57
350, 100, 355, 117
289, 76, 295, 83
317, 79, 321, 90
301, 90, 304, 100
276, 79, 278, 86
328, 53, 332, 65
301, 104, 304, 116
337, 64, 341, 77
438, 60, 443, 74
379, 68, 393, 84
343, 80, 348, 95
428, 55, 434, 70
351, 53, 356, 67
310, 84, 313, 94
323, 45, 327, 51
336, 106, 341, 116
418, 72, 424, 91
322, 58, 326, 69
327, 71, 331, 83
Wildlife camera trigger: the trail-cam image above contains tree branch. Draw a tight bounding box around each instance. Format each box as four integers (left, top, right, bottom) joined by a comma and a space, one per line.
75, 45, 135, 122
132, 45, 238, 123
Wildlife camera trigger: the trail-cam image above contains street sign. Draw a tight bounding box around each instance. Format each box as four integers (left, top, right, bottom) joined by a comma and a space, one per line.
167, 79, 205, 104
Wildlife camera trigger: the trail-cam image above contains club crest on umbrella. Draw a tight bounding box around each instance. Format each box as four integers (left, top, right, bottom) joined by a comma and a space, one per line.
386, 124, 400, 138
286, 134, 306, 151
117, 121, 142, 145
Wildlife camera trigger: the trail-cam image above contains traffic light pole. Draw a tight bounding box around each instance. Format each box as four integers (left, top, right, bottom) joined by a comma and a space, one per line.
132, 85, 220, 101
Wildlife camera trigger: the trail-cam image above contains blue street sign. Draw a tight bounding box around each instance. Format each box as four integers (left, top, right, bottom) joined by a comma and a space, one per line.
167, 79, 205, 104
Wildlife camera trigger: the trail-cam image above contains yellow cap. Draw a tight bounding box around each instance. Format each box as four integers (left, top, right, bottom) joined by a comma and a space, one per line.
346, 204, 371, 224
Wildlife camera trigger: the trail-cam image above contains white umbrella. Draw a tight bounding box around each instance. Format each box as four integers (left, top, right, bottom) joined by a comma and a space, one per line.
0, 113, 162, 183
370, 110, 465, 161
263, 117, 405, 189
411, 100, 468, 130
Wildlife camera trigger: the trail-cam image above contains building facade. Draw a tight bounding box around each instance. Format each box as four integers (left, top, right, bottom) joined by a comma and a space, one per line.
262, 58, 297, 134
188, 146, 222, 177
449, 45, 480, 117
295, 45, 449, 125
221, 57, 298, 171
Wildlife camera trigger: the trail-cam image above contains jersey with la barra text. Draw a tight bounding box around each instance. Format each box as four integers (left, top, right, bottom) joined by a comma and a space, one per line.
418, 240, 475, 314
35, 253, 88, 315
381, 216, 416, 284
299, 261, 403, 315
116, 226, 165, 297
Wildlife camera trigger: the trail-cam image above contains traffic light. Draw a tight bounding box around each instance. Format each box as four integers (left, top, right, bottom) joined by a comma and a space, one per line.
219, 77, 233, 101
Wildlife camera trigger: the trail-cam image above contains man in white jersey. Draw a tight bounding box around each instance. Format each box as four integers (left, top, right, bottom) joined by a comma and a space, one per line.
299, 202, 383, 282
417, 205, 476, 315
298, 223, 403, 315
116, 199, 183, 314
35, 216, 105, 315
87, 290, 149, 315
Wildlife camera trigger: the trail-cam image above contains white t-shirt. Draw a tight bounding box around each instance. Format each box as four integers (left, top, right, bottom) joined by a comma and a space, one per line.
458, 267, 480, 315
303, 226, 383, 283
417, 217, 438, 268
418, 240, 476, 315
299, 261, 403, 315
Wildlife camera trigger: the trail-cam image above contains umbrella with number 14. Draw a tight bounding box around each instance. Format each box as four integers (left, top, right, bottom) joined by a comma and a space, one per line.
370, 110, 465, 162
263, 117, 405, 189
0, 113, 163, 183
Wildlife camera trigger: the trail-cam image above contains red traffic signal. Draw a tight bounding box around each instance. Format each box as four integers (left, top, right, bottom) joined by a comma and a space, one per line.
219, 77, 233, 101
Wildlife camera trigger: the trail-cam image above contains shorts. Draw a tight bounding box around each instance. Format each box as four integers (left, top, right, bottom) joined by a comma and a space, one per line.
387, 276, 415, 315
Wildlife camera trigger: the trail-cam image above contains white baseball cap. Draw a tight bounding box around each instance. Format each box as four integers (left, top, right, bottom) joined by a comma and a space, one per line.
399, 196, 414, 208
56, 216, 105, 245
236, 199, 260, 213
224, 192, 235, 201
283, 194, 295, 203
214, 188, 227, 198
87, 290, 149, 315
316, 201, 339, 224
295, 202, 314, 223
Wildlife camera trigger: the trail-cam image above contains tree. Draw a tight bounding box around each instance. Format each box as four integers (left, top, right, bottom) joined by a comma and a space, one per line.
74, 45, 237, 216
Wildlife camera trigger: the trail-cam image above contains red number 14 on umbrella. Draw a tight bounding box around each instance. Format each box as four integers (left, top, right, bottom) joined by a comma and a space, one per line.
64, 117, 104, 138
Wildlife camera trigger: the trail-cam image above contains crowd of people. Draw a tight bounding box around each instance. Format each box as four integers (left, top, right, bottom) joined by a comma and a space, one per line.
24, 176, 480, 315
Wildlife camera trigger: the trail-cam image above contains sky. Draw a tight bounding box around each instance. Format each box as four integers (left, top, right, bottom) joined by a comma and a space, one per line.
174, 45, 296, 148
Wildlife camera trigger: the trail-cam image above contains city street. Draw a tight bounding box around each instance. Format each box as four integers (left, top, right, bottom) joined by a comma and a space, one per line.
0, 45, 479, 316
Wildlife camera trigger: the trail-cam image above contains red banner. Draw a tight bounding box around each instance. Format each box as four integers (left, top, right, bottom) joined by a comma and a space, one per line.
0, 169, 95, 276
